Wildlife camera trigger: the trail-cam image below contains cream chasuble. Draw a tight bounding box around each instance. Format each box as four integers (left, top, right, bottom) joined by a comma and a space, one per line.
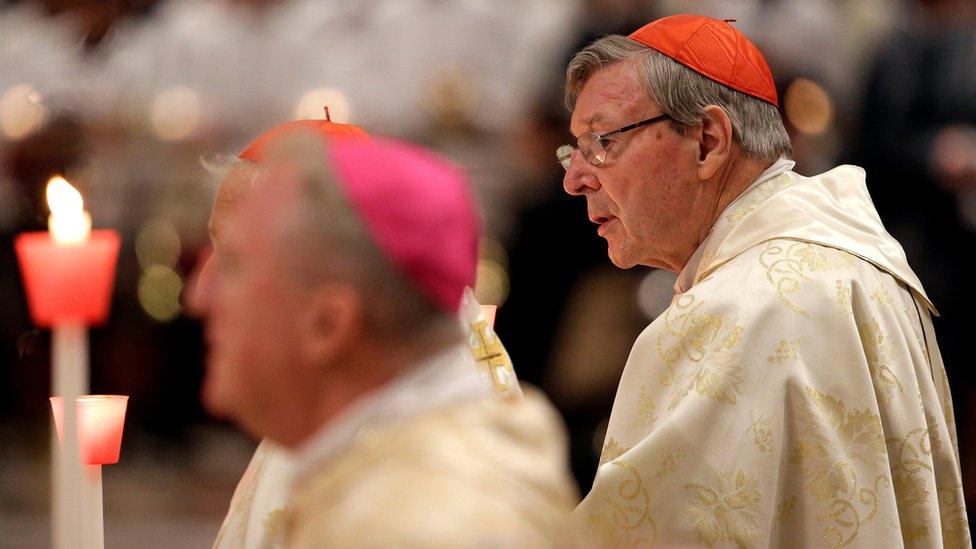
284, 350, 577, 547
213, 296, 527, 548
575, 162, 970, 548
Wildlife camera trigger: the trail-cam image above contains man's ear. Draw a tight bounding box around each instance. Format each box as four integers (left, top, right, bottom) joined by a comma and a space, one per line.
695, 105, 734, 180
298, 282, 363, 371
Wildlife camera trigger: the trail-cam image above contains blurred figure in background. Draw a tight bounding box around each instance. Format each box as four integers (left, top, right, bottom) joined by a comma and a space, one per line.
1, 2, 583, 545
562, 14, 967, 546
189, 116, 369, 549
857, 0, 976, 513
188, 127, 578, 547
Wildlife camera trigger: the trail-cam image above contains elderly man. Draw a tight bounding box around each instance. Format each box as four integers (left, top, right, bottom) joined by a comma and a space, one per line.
195, 118, 370, 549
560, 14, 969, 547
190, 124, 577, 547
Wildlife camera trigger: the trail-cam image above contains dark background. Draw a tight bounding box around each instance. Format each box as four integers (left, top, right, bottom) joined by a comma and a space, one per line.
1, 0, 974, 545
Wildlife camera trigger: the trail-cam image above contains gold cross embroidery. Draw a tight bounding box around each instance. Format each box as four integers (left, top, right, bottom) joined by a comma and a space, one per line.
469, 320, 511, 393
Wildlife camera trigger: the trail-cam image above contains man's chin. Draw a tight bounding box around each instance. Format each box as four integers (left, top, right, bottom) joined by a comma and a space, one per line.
606, 241, 639, 269
200, 373, 233, 419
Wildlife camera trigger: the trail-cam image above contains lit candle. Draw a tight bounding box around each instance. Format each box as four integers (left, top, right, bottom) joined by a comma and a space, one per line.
16, 177, 119, 327
46, 176, 92, 244
14, 176, 121, 549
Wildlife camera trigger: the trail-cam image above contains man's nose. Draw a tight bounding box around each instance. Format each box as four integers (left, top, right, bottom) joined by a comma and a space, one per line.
184, 247, 214, 318
562, 151, 600, 196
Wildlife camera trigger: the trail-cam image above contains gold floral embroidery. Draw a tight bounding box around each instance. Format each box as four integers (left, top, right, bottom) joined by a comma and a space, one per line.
925, 413, 945, 456
725, 173, 792, 225
600, 437, 631, 466
835, 280, 852, 315
726, 208, 750, 225
789, 385, 889, 547
657, 294, 745, 411
587, 462, 657, 546
887, 427, 935, 542
870, 289, 893, 305
767, 337, 808, 364
773, 495, 798, 542
760, 242, 847, 316
747, 412, 774, 454
685, 469, 762, 548
698, 249, 717, 276
936, 365, 960, 455
937, 484, 971, 547
656, 445, 687, 478
857, 320, 905, 401
262, 507, 291, 547
657, 294, 723, 364
775, 496, 797, 525
838, 250, 858, 266
634, 385, 656, 430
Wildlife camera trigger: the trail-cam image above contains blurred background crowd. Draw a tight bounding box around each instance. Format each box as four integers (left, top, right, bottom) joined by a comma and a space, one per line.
1, 0, 974, 546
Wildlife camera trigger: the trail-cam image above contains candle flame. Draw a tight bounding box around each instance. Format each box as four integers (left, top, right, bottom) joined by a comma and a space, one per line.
46, 176, 84, 214
46, 175, 91, 244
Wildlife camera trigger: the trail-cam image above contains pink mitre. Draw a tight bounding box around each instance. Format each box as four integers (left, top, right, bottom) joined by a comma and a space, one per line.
239, 120, 479, 313
329, 138, 480, 312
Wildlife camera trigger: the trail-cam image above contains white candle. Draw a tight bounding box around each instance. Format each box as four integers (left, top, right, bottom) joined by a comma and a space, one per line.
45, 175, 102, 549
52, 325, 88, 549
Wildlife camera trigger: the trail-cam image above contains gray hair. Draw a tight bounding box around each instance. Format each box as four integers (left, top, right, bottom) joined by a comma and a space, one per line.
200, 153, 249, 182
565, 35, 792, 161
265, 134, 458, 343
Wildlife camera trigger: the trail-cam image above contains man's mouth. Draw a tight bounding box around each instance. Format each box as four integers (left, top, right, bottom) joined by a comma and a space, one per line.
591, 215, 617, 235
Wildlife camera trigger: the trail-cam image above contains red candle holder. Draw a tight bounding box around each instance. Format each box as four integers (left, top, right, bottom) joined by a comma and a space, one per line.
15, 230, 121, 327
50, 395, 128, 466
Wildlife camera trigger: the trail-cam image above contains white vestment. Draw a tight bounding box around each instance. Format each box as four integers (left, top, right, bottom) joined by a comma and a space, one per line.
284, 345, 577, 547
213, 300, 532, 548
575, 161, 970, 548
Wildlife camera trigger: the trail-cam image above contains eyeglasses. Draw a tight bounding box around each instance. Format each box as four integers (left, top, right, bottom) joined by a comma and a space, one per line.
556, 113, 672, 170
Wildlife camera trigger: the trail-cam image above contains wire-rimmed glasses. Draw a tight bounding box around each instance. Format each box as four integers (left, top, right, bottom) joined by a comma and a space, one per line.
556, 113, 672, 170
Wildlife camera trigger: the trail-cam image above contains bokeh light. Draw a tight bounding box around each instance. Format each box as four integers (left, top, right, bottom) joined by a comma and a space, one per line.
636, 269, 678, 320
784, 78, 834, 136
0, 84, 46, 140
295, 87, 350, 122
137, 265, 183, 322
475, 238, 510, 306
135, 218, 182, 270
150, 86, 201, 141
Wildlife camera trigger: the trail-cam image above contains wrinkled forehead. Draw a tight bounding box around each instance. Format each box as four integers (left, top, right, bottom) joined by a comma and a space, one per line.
570, 61, 651, 132
214, 130, 326, 241
243, 164, 304, 225
220, 163, 305, 254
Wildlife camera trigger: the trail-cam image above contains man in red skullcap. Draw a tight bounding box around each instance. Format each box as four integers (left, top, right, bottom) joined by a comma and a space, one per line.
561, 14, 968, 547
189, 121, 578, 547
198, 117, 374, 549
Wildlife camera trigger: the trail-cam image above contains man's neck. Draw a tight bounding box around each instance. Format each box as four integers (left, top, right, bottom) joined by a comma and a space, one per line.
696, 153, 774, 249
278, 332, 462, 448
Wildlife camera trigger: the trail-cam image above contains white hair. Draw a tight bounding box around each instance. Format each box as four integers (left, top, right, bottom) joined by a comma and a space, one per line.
200, 154, 256, 184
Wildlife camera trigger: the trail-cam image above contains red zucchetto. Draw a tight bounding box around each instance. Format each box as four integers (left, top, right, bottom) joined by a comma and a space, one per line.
629, 14, 778, 106
239, 114, 368, 162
